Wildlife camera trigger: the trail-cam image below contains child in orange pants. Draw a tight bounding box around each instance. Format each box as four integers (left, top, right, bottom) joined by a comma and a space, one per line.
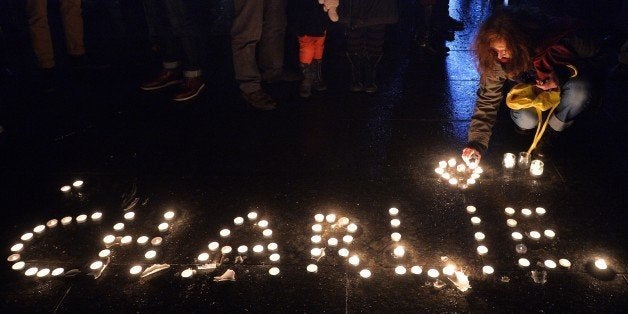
296, 0, 329, 98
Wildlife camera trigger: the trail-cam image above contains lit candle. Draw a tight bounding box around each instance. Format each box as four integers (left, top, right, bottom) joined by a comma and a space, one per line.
90, 261, 103, 270
337, 217, 350, 226
511, 232, 523, 240
535, 207, 546, 215
427, 269, 439, 278
10, 243, 23, 252
121, 235, 132, 244
466, 205, 476, 213
395, 266, 407, 275
311, 235, 321, 243
559, 259, 571, 268
247, 211, 258, 220
269, 253, 280, 262
515, 244, 527, 254
123, 212, 135, 220
51, 268, 64, 276
442, 265, 455, 276
503, 153, 516, 168
237, 245, 248, 254
544, 229, 555, 238
477, 245, 488, 255
518, 258, 530, 267
521, 208, 532, 217
197, 252, 209, 262
448, 178, 458, 185
76, 214, 88, 223
530, 160, 544, 176
25, 267, 38, 276
312, 224, 322, 232
470, 217, 481, 225
234, 217, 244, 225
342, 235, 354, 244
253, 245, 264, 253
144, 250, 157, 259
391, 232, 401, 242
504, 207, 515, 215
61, 216, 72, 225
137, 236, 149, 244
181, 269, 194, 278
529, 231, 541, 240
267, 243, 278, 251
327, 238, 338, 246
208, 242, 219, 251
307, 264, 318, 273
130, 265, 143, 275
594, 259, 607, 270
544, 260, 557, 269
482, 265, 494, 274
474, 167, 484, 174
219, 229, 231, 237
390, 219, 401, 227
441, 172, 451, 180
338, 248, 349, 257
72, 180, 84, 188
439, 160, 447, 168
410, 266, 422, 275
258, 220, 269, 228
393, 246, 405, 258
36, 268, 50, 277
314, 213, 325, 222
60, 185, 71, 193
348, 255, 360, 266
90, 212, 102, 221
103, 235, 115, 244
12, 261, 25, 270
268, 267, 280, 276
113, 223, 125, 231
359, 269, 371, 278
98, 249, 110, 258
163, 211, 175, 220
150, 237, 163, 246
158, 223, 169, 232
7, 254, 20, 262
435, 167, 444, 174
447, 158, 457, 167
46, 219, 59, 228
506, 219, 517, 227
310, 248, 322, 257
33, 225, 45, 234
456, 164, 466, 172
471, 173, 481, 180
21, 233, 33, 241
347, 223, 358, 233
221, 246, 232, 254
474, 232, 485, 241
389, 207, 399, 216
325, 214, 337, 223
467, 178, 476, 185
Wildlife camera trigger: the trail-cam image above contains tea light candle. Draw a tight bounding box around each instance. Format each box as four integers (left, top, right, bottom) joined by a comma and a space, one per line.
307, 264, 318, 273
503, 153, 516, 168
181, 269, 194, 278
163, 211, 175, 220
253, 245, 264, 253
233, 217, 244, 225
470, 217, 481, 225
427, 269, 439, 278
348, 255, 360, 266
342, 235, 354, 244
515, 244, 527, 254
262, 229, 273, 237
197, 252, 209, 262
442, 265, 455, 276
457, 164, 467, 172
7, 254, 20, 262
347, 223, 358, 233
467, 178, 476, 185
121, 235, 132, 244
257, 220, 269, 228
269, 253, 280, 262
507, 219, 517, 227
559, 259, 571, 268
439, 160, 447, 168
219, 229, 231, 237
158, 223, 169, 232
410, 266, 423, 274
12, 261, 25, 270
471, 173, 481, 180
103, 235, 115, 244
113, 223, 125, 231
442, 172, 451, 180
393, 246, 405, 258
337, 217, 349, 226
72, 180, 84, 187
37, 268, 51, 277
544, 260, 557, 269
312, 224, 322, 232
518, 258, 530, 267
47, 219, 59, 228
530, 159, 544, 176
247, 211, 258, 220
33, 225, 45, 234
51, 268, 64, 276
237, 245, 248, 254
208, 242, 219, 251
325, 214, 336, 223
60, 185, 71, 193
90, 212, 102, 221
466, 205, 476, 213
327, 237, 338, 246
535, 207, 546, 215
25, 267, 38, 276
594, 259, 607, 270
338, 248, 349, 257
447, 158, 457, 167
98, 249, 110, 258
123, 212, 135, 220
21, 233, 33, 241
144, 250, 157, 259
474, 232, 485, 241
310, 248, 322, 257
521, 208, 532, 216
477, 245, 488, 255
268, 267, 280, 276
448, 178, 458, 185
517, 152, 531, 169
504, 207, 515, 215
90, 261, 103, 270
221, 246, 232, 254
130, 265, 142, 275
61, 216, 72, 225
482, 265, 494, 274
544, 229, 555, 238
391, 232, 401, 242
359, 269, 371, 278
389, 207, 399, 216
267, 243, 278, 251
395, 266, 407, 275
390, 219, 401, 227
150, 237, 162, 246
311, 235, 322, 243
474, 167, 483, 174
314, 213, 325, 222
529, 231, 541, 240
76, 214, 88, 223
137, 236, 149, 244
511, 232, 523, 240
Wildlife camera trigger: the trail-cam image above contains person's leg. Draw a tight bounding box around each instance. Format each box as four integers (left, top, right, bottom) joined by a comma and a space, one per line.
26, 0, 55, 69
231, 0, 263, 94
549, 76, 592, 131
298, 35, 315, 98
312, 35, 327, 91
60, 0, 86, 57
364, 24, 386, 93
347, 27, 366, 92
510, 108, 539, 131
259, 0, 287, 81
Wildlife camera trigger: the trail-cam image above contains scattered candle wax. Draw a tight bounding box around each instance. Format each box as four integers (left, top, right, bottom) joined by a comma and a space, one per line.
518, 258, 530, 267
395, 266, 407, 275
507, 219, 517, 227
25, 267, 38, 276
208, 242, 219, 251
411, 266, 423, 275
103, 235, 115, 244
338, 248, 349, 257
257, 219, 269, 228
198, 253, 209, 262
47, 219, 59, 228
221, 246, 232, 254
504, 207, 515, 215
137, 236, 149, 244
327, 238, 338, 246
470, 217, 481, 225
314, 213, 325, 222
130, 265, 143, 275
158, 223, 169, 232
145, 250, 157, 259
559, 259, 571, 268
347, 223, 358, 233
312, 224, 322, 232
466, 205, 476, 213
21, 233, 33, 241
529, 231, 541, 239
391, 232, 401, 242
51, 268, 64, 276
311, 235, 322, 243
310, 248, 322, 257
181, 269, 194, 278
262, 229, 273, 237
427, 269, 439, 278
348, 255, 360, 266
594, 259, 607, 270
99, 249, 111, 258
268, 267, 280, 276
33, 225, 45, 233
72, 180, 84, 187
359, 269, 372, 278
219, 229, 231, 237
237, 245, 248, 254
390, 219, 401, 227
389, 207, 399, 216
544, 260, 557, 269
247, 212, 258, 220
511, 232, 523, 240
535, 207, 546, 215
12, 261, 25, 270
439, 160, 447, 168
90, 261, 103, 270
10, 243, 24, 252
521, 208, 532, 216
269, 253, 280, 262
163, 211, 175, 220
482, 266, 494, 274
544, 229, 556, 238
307, 264, 318, 273
343, 235, 354, 244
474, 232, 485, 241
123, 212, 135, 220
151, 237, 163, 246
442, 265, 455, 276
76, 214, 87, 223
393, 246, 405, 258
36, 268, 50, 277
267, 243, 278, 251
233, 217, 244, 225
121, 236, 132, 244
61, 216, 72, 225
477, 245, 488, 255
7, 254, 20, 262
61, 185, 71, 192
253, 245, 264, 253
90, 212, 102, 221
325, 214, 337, 223
113, 223, 125, 231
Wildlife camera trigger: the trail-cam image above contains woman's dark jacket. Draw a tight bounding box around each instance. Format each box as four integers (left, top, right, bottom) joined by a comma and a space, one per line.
338, 0, 399, 29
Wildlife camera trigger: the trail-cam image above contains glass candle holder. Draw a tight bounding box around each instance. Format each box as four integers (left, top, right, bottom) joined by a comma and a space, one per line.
503, 153, 516, 169
530, 159, 544, 176
517, 152, 531, 169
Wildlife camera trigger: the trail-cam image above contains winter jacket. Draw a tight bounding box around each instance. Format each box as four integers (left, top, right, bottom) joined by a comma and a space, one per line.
294, 0, 328, 37
338, 0, 399, 29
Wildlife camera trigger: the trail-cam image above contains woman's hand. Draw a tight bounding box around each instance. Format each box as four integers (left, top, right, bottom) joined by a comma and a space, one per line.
461, 147, 481, 169
535, 79, 558, 91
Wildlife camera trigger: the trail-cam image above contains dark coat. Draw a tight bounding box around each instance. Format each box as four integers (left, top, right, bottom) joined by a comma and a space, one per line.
294, 0, 329, 37
338, 0, 399, 29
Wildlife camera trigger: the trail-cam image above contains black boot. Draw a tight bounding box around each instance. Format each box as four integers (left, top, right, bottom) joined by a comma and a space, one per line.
299, 62, 314, 98
311, 59, 327, 91
346, 52, 363, 92
364, 53, 382, 94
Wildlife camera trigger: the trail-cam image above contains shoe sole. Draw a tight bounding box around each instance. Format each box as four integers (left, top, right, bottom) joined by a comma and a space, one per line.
140, 79, 183, 91
173, 83, 205, 102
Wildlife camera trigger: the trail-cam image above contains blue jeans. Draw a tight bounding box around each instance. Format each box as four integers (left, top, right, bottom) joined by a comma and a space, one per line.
511, 75, 592, 131
142, 0, 201, 76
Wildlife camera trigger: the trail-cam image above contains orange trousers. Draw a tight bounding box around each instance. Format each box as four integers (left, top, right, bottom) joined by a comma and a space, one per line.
298, 35, 326, 64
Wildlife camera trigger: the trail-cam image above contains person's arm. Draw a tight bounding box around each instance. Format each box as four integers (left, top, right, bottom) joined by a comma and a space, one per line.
534, 44, 576, 90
